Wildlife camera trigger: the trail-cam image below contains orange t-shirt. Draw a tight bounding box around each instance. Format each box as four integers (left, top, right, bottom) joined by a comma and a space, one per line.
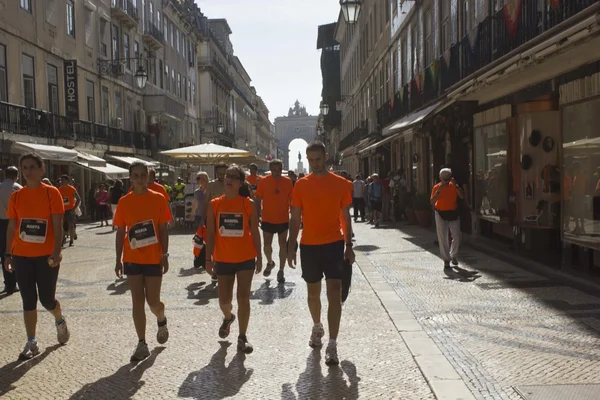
129, 182, 170, 203
431, 182, 459, 211
7, 184, 65, 257
113, 190, 171, 265
291, 172, 352, 245
255, 175, 293, 224
211, 195, 257, 263
193, 225, 206, 257
58, 184, 77, 211
246, 174, 261, 190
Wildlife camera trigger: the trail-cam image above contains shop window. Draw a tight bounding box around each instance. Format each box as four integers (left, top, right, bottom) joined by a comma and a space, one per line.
474, 123, 508, 222
562, 97, 600, 245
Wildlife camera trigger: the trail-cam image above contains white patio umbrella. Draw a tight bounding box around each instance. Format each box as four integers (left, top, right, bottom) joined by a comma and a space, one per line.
161, 143, 264, 165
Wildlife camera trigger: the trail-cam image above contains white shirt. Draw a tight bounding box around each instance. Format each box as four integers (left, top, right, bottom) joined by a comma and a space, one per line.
352, 180, 365, 198
0, 179, 23, 219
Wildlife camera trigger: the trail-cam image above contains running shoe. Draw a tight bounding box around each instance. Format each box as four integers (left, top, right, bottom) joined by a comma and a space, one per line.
219, 314, 236, 339
157, 318, 169, 344
237, 336, 254, 354
451, 258, 458, 266
263, 262, 275, 277
309, 322, 325, 348
325, 343, 339, 366
19, 341, 40, 360
130, 341, 150, 362
56, 318, 70, 345
211, 273, 218, 283
277, 269, 285, 284
444, 262, 452, 270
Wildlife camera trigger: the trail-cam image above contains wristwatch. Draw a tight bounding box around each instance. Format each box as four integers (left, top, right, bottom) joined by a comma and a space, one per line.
4, 253, 12, 258
345, 242, 353, 248
162, 253, 169, 258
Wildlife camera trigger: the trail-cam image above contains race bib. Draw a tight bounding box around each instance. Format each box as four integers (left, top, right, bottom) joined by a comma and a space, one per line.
218, 212, 244, 237
128, 219, 158, 249
193, 235, 204, 249
62, 196, 69, 205
19, 219, 48, 244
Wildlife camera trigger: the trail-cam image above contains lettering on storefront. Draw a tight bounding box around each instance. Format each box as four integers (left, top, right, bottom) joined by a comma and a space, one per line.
63, 60, 79, 119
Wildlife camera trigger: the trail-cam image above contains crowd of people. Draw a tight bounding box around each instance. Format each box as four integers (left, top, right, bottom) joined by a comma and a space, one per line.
1, 140, 356, 367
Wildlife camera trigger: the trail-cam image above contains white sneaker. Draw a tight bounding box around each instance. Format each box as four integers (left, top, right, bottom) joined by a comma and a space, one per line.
308, 323, 325, 348
56, 318, 70, 345
130, 341, 150, 362
19, 341, 40, 360
325, 343, 339, 366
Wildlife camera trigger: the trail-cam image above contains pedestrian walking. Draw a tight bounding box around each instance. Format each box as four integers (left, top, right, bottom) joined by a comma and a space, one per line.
287, 141, 355, 366
352, 174, 366, 222
192, 172, 209, 229
4, 153, 70, 359
95, 184, 110, 227
205, 164, 262, 354
0, 166, 22, 295
430, 168, 465, 270
205, 163, 228, 283
110, 180, 125, 231
367, 174, 383, 227
58, 175, 81, 247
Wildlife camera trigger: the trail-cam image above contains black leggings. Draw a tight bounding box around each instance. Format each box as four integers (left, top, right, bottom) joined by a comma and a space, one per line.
13, 256, 59, 311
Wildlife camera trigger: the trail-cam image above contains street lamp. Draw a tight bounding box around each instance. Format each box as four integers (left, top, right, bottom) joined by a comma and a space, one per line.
257, 147, 261, 155
245, 139, 249, 148
316, 126, 322, 136
340, 0, 363, 24
134, 65, 148, 89
217, 123, 224, 134
98, 55, 153, 89
320, 101, 330, 116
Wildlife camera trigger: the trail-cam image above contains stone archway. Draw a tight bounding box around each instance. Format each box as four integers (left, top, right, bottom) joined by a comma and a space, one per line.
274, 101, 319, 170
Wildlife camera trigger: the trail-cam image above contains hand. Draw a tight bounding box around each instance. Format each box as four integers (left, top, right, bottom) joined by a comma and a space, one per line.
205, 259, 214, 275
287, 243, 297, 269
345, 246, 355, 264
4, 256, 13, 273
161, 255, 169, 275
48, 251, 62, 268
255, 258, 263, 274
115, 261, 124, 279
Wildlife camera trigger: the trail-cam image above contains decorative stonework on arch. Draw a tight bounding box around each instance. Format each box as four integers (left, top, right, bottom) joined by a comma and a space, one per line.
274, 100, 319, 170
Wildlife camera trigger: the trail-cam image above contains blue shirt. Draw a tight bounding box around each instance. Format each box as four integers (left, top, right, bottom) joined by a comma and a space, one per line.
368, 182, 382, 200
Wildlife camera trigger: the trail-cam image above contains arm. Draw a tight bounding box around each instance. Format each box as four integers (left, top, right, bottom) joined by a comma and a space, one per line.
74, 192, 81, 209
205, 201, 215, 263
115, 227, 125, 263
430, 185, 441, 206
50, 213, 63, 264
255, 196, 262, 220
288, 206, 302, 249
249, 200, 262, 273
341, 205, 353, 244
203, 186, 212, 220
158, 221, 169, 273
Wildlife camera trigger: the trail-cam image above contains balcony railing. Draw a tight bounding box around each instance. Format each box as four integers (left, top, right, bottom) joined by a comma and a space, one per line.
144, 22, 164, 44
112, 0, 138, 21
198, 56, 232, 86
0, 101, 151, 150
339, 126, 368, 151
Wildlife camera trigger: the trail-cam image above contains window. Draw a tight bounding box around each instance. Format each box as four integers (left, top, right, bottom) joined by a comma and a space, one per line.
101, 86, 109, 125
141, 0, 145, 30
84, 8, 93, 47
0, 45, 7, 102
424, 8, 433, 66
151, 57, 156, 85
114, 91, 121, 121
112, 24, 119, 60
172, 69, 175, 93
188, 80, 191, 103
47, 64, 59, 114
157, 11, 161, 31
176, 30, 180, 53
66, 0, 75, 38
123, 34, 130, 69
177, 73, 181, 98
165, 65, 170, 91
400, 39, 407, 86
411, 25, 419, 74
192, 83, 196, 105
159, 60, 164, 89
46, 0, 57, 25
441, 0, 450, 53
86, 80, 95, 122
134, 40, 139, 61
163, 17, 168, 42
183, 37, 186, 60
182, 76, 186, 100
126, 96, 132, 130
20, 0, 31, 12
100, 21, 108, 56
149, 2, 153, 26
170, 22, 174, 47
22, 54, 35, 108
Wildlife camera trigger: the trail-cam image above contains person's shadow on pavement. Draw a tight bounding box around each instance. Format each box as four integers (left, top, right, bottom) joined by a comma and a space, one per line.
186, 282, 218, 306
281, 350, 360, 400
106, 279, 129, 295
178, 341, 253, 399
250, 281, 295, 305
444, 266, 481, 283
69, 346, 164, 399
0, 344, 61, 397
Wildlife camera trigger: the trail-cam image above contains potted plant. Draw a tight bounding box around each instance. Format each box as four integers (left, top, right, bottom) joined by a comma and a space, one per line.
412, 192, 432, 227
404, 191, 418, 225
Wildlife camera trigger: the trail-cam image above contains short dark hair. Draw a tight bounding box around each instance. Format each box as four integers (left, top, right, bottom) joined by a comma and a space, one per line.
19, 153, 43, 169
249, 163, 258, 170
269, 159, 283, 169
60, 174, 70, 181
306, 141, 326, 155
5, 166, 18, 180
215, 163, 228, 171
226, 164, 246, 182
147, 167, 156, 178
129, 160, 148, 174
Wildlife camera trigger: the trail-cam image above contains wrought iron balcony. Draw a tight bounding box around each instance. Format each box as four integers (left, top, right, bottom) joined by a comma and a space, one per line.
339, 126, 368, 151
111, 0, 138, 29
143, 22, 164, 50
198, 56, 233, 88
0, 101, 151, 150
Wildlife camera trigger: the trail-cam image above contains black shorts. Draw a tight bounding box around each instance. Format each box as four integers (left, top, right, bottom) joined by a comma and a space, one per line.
215, 259, 256, 275
261, 221, 289, 234
64, 209, 75, 223
370, 200, 382, 212
300, 240, 345, 283
124, 262, 162, 276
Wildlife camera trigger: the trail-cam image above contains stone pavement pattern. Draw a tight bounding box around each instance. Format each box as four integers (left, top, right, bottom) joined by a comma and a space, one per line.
354, 221, 600, 400
0, 222, 434, 400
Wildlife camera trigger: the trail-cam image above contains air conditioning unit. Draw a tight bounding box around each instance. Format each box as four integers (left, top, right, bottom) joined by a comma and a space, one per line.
112, 64, 125, 76
136, 109, 147, 132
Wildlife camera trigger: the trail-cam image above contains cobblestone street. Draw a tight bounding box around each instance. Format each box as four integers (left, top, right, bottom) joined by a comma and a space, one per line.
2, 220, 600, 399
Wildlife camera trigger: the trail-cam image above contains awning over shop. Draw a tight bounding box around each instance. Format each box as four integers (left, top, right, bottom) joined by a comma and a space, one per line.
76, 161, 129, 179
76, 150, 106, 167
341, 138, 374, 158
13, 142, 78, 162
106, 154, 158, 166
382, 100, 446, 136
359, 132, 401, 155
563, 137, 600, 150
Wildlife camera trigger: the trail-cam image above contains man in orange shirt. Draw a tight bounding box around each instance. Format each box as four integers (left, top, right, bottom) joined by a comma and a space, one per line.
430, 168, 464, 270
287, 141, 355, 366
255, 159, 293, 283
114, 161, 171, 362
246, 163, 261, 192
58, 174, 80, 247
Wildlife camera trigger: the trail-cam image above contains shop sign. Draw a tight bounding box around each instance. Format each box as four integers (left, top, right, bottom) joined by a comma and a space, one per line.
63, 60, 79, 119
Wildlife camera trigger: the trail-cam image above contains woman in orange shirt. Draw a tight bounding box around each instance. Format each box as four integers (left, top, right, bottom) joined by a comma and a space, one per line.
206, 164, 262, 354
4, 153, 70, 360
114, 161, 172, 362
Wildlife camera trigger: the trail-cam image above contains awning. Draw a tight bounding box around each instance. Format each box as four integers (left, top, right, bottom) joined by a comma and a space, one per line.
359, 132, 401, 155
106, 154, 158, 166
382, 100, 446, 136
13, 142, 78, 162
76, 150, 106, 167
76, 161, 129, 179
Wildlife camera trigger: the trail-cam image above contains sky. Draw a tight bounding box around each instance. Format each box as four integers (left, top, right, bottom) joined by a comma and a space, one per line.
196, 0, 340, 122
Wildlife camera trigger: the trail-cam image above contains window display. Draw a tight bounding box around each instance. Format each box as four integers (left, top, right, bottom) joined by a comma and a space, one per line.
562, 97, 600, 247
474, 123, 508, 222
